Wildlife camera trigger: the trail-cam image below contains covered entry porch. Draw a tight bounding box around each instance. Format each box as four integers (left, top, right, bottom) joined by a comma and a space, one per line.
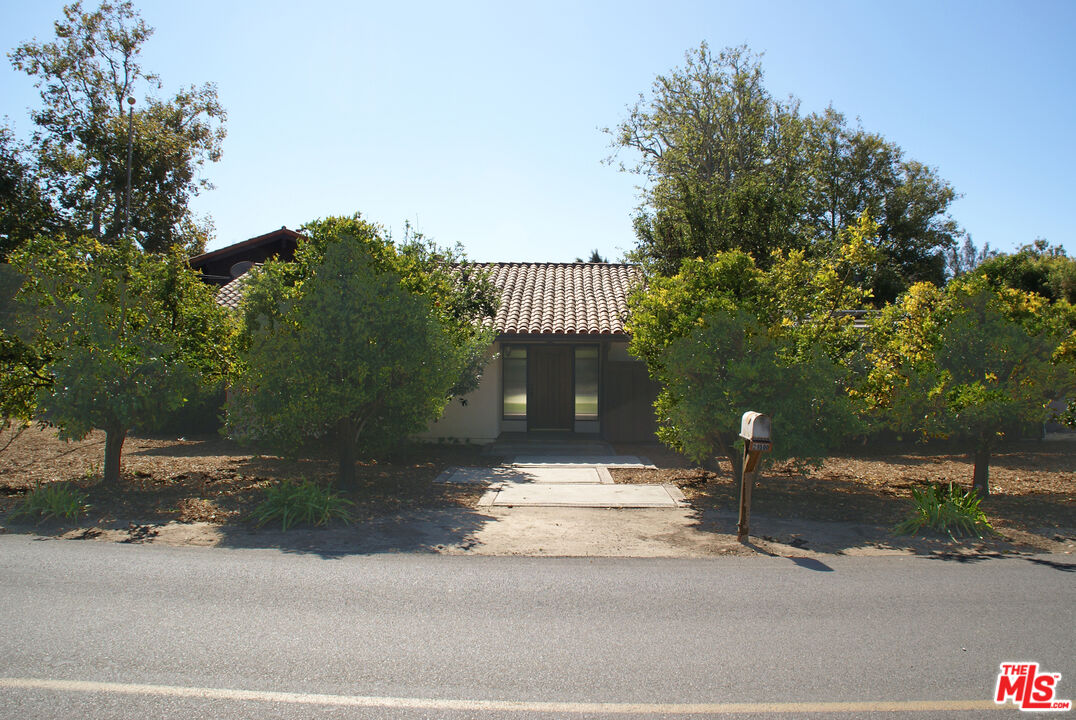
498, 339, 658, 443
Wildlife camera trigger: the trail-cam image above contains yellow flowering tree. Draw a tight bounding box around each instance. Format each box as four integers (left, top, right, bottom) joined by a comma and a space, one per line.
859, 277, 1074, 496
627, 213, 879, 481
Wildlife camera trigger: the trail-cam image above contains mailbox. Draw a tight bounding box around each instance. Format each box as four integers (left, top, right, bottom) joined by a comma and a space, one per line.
740, 411, 772, 452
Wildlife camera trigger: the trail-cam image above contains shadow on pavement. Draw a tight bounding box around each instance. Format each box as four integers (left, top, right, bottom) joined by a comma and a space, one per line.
211, 506, 498, 559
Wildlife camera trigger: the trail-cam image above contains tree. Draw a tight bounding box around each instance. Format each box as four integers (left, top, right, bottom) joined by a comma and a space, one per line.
609, 44, 806, 276
859, 278, 1074, 496
608, 44, 961, 301
0, 264, 51, 424
626, 214, 877, 481
0, 127, 59, 260
227, 215, 496, 485
10, 235, 232, 483
802, 108, 961, 300
574, 249, 608, 263
9, 1, 225, 254
946, 236, 994, 279
974, 239, 1076, 305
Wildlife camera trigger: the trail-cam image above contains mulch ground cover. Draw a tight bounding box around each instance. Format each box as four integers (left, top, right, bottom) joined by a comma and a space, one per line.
1, 425, 1072, 547
0, 425, 494, 527
611, 440, 1075, 539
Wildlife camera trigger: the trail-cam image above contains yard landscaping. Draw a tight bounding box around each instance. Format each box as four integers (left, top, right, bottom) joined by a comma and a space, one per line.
0, 425, 1072, 556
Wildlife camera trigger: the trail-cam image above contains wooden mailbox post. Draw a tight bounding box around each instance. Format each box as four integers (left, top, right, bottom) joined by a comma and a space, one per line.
737, 411, 772, 542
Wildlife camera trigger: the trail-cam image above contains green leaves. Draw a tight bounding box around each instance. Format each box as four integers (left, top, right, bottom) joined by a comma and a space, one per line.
10, 481, 88, 522
894, 483, 993, 540
8, 234, 232, 476
227, 214, 496, 482
609, 44, 960, 299
628, 237, 872, 472
8, 1, 225, 253
251, 479, 353, 531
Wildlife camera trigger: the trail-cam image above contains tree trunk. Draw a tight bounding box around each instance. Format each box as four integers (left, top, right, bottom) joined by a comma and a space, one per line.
103, 428, 127, 484
972, 445, 991, 499
337, 417, 356, 487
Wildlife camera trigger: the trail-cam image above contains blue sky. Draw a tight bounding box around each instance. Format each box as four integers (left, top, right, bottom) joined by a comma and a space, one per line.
2, 0, 1073, 261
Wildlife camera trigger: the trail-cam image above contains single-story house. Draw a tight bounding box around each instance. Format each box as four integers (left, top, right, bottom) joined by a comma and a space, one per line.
194, 231, 660, 444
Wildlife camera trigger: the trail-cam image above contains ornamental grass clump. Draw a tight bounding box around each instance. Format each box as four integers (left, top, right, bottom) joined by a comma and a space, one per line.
252, 479, 353, 531
895, 482, 994, 539
11, 482, 87, 521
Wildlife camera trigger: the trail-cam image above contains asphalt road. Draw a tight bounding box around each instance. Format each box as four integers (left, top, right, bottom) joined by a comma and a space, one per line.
0, 536, 1072, 719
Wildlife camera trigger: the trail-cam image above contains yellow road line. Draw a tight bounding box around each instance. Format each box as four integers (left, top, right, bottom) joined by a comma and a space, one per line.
0, 677, 1005, 714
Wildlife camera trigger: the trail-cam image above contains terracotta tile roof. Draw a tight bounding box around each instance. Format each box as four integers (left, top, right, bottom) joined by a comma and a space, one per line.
215, 262, 642, 336
479, 263, 641, 336
216, 270, 254, 310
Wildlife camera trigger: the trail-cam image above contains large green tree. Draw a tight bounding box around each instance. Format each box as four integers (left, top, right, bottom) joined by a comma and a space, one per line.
9, 1, 225, 254
609, 44, 806, 276
10, 235, 232, 483
627, 215, 877, 481
227, 215, 496, 485
608, 43, 960, 301
858, 278, 1074, 496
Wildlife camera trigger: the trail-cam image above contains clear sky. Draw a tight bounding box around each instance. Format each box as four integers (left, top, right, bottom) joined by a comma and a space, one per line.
2, 0, 1073, 261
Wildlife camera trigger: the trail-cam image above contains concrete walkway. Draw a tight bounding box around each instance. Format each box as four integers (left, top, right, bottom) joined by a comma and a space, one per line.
436, 456, 685, 509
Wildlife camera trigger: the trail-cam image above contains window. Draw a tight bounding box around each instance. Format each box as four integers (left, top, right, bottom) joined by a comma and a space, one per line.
503, 345, 527, 418
574, 345, 599, 420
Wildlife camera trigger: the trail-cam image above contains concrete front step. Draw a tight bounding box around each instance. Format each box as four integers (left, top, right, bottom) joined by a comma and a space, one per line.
477, 482, 687, 508
511, 455, 655, 468
435, 466, 613, 485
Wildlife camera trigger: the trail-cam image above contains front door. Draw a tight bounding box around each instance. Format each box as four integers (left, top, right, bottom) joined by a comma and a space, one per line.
528, 345, 573, 430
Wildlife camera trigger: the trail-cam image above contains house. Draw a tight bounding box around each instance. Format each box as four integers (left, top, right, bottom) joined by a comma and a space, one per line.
202, 232, 660, 445
189, 227, 300, 285
417, 262, 659, 444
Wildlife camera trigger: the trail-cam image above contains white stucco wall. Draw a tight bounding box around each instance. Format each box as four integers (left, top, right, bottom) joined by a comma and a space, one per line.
418, 349, 502, 444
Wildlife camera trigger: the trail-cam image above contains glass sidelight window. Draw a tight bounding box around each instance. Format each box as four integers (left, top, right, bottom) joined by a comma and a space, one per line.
503, 345, 527, 418
574, 345, 599, 420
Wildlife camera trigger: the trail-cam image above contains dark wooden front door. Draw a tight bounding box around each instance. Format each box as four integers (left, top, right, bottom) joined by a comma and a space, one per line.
528, 346, 573, 430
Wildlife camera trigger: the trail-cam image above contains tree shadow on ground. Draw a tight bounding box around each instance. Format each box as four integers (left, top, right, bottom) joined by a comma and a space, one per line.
211, 506, 498, 559
683, 470, 1074, 558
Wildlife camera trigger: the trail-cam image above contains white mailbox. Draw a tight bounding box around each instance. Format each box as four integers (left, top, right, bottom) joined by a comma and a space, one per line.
740, 411, 771, 451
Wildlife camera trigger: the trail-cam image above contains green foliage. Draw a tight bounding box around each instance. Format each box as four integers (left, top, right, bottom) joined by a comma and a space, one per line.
655, 310, 858, 468
894, 482, 993, 539
0, 127, 59, 260
608, 43, 959, 301
9, 235, 233, 481
8, 1, 225, 254
227, 214, 496, 484
10, 482, 88, 522
0, 264, 51, 422
627, 216, 877, 475
974, 239, 1076, 305
860, 277, 1074, 493
251, 479, 353, 531
574, 249, 608, 263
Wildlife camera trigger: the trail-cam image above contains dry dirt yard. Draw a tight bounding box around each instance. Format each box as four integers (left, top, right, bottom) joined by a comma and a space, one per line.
0, 425, 1072, 558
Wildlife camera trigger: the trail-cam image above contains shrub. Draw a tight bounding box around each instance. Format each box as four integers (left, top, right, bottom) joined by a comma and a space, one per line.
895, 482, 994, 539
10, 482, 87, 521
251, 479, 353, 531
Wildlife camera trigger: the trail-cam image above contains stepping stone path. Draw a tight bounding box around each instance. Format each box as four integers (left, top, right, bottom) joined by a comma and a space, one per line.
435, 455, 687, 509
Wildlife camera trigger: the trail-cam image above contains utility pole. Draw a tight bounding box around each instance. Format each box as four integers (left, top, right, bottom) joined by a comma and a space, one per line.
123, 96, 135, 236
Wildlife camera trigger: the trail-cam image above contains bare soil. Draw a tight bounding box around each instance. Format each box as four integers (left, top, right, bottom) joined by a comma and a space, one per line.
611, 439, 1075, 554
0, 425, 491, 528
1, 425, 1072, 557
